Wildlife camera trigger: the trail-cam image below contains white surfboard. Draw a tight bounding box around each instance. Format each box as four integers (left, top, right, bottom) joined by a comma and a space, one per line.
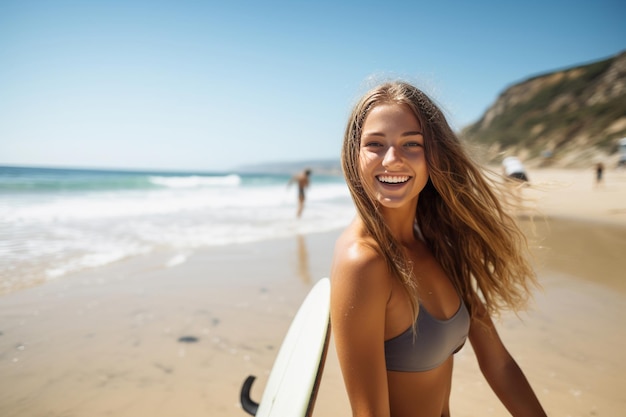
240, 277, 331, 417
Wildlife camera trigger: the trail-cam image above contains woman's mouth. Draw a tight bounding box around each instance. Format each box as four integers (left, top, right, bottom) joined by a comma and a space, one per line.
377, 175, 410, 184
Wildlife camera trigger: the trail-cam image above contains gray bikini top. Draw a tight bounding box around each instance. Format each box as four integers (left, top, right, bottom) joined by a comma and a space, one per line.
384, 300, 470, 372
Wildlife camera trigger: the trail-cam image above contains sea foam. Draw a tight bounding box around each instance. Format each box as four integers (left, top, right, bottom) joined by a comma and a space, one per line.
1, 168, 354, 293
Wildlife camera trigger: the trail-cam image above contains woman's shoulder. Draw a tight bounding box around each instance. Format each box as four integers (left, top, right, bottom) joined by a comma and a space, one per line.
331, 222, 392, 294
334, 222, 384, 267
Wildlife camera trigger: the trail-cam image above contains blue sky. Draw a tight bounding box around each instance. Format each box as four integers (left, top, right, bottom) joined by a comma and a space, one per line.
1, 0, 624, 172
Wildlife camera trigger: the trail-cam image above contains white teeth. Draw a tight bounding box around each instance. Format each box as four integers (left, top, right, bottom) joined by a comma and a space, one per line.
378, 175, 409, 184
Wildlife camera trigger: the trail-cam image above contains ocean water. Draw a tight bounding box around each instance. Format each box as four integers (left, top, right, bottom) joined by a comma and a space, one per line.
0, 166, 355, 294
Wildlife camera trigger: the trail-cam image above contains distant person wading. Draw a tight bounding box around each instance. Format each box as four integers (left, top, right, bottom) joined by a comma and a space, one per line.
288, 169, 312, 218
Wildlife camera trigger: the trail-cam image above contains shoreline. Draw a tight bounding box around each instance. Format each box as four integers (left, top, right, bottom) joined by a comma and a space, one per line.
2, 166, 625, 299
1, 167, 626, 416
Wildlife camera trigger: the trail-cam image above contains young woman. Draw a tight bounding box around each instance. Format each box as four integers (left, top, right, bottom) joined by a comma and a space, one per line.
330, 81, 547, 417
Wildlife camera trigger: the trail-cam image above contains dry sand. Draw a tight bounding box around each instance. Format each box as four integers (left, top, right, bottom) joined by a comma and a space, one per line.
1, 168, 625, 417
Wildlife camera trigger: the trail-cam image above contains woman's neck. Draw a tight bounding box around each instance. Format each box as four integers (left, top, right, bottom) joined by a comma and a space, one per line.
380, 203, 418, 245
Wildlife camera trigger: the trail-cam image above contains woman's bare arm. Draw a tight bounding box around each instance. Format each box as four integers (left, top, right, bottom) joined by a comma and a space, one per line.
469, 302, 547, 417
330, 241, 392, 417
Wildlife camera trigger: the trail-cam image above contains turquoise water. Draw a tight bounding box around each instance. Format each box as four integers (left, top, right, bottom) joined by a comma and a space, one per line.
0, 166, 354, 294
0, 165, 342, 192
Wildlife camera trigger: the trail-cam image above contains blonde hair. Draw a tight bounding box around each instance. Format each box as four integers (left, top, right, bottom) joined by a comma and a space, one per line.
342, 81, 537, 320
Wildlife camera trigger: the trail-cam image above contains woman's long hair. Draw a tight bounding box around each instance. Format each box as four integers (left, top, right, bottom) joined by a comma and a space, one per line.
341, 81, 537, 320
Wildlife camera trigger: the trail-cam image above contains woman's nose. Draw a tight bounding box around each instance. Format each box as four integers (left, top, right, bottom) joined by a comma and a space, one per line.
382, 146, 402, 168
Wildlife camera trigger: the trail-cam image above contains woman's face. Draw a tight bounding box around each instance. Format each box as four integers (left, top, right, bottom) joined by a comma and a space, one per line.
358, 103, 429, 210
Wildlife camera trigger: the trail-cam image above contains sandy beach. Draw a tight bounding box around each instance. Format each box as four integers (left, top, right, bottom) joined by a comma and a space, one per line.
1, 167, 626, 417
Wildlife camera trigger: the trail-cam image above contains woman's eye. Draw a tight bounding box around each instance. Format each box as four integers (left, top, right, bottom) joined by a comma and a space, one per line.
405, 142, 423, 148
364, 141, 383, 148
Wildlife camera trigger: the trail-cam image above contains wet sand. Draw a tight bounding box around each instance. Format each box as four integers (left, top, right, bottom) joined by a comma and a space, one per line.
1, 168, 625, 416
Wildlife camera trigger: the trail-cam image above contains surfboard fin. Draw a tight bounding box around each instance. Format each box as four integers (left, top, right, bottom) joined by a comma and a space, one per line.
240, 375, 259, 415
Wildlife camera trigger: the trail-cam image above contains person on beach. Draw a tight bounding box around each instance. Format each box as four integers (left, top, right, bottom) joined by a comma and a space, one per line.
502, 156, 529, 182
501, 156, 529, 210
288, 168, 312, 218
595, 162, 604, 187
330, 81, 546, 416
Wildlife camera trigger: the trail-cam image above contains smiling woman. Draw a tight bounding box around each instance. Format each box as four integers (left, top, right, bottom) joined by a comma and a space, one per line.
358, 103, 429, 210
330, 81, 547, 417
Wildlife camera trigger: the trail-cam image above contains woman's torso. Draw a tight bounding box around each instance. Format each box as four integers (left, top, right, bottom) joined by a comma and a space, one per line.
352, 222, 469, 416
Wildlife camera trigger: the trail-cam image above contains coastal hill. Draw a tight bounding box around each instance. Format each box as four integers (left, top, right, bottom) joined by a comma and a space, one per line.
461, 50, 626, 168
